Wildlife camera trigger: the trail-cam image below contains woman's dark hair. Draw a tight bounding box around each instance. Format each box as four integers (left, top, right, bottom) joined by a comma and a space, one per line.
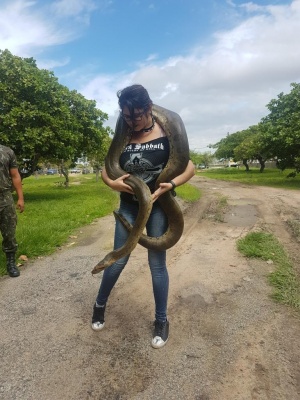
117, 84, 153, 117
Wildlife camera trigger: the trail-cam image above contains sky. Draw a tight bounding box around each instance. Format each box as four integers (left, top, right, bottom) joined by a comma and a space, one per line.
1, 0, 300, 152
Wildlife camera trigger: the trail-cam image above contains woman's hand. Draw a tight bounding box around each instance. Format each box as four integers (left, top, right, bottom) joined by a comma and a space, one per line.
151, 160, 195, 202
152, 182, 173, 202
102, 168, 134, 194
110, 174, 134, 194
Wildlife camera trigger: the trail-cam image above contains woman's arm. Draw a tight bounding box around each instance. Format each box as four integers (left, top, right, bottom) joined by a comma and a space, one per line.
101, 167, 134, 194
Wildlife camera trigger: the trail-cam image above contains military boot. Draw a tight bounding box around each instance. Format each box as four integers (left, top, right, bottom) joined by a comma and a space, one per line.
6, 252, 20, 278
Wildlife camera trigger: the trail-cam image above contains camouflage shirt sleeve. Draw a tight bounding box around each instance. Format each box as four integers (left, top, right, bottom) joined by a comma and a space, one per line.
0, 145, 18, 191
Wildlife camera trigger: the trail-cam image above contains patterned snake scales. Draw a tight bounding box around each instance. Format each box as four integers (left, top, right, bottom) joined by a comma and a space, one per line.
91, 104, 190, 274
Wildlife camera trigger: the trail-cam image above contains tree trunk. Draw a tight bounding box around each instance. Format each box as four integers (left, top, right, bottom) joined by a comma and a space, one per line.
59, 161, 69, 188
257, 156, 265, 173
242, 158, 249, 171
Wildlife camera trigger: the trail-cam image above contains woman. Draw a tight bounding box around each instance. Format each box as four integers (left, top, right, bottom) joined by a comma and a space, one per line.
92, 84, 195, 349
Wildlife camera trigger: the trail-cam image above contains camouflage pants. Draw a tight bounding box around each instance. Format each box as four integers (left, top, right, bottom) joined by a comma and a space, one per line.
0, 191, 18, 253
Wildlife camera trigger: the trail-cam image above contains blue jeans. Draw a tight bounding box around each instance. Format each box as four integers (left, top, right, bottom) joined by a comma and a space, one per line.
96, 199, 169, 322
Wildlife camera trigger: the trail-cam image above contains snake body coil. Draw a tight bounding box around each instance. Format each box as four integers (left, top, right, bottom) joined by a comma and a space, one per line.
92, 104, 189, 274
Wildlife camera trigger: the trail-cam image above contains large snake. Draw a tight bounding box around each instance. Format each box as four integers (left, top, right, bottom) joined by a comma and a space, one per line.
91, 104, 190, 274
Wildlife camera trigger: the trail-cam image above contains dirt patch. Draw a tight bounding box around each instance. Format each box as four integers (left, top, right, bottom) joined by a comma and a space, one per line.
1, 176, 300, 400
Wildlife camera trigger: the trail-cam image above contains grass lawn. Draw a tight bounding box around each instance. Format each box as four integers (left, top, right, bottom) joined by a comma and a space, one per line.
0, 174, 118, 276
0, 175, 201, 276
237, 232, 300, 309
197, 167, 300, 189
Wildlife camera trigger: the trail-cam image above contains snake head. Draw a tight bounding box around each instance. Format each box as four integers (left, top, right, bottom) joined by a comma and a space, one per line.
91, 260, 109, 275
92, 252, 118, 274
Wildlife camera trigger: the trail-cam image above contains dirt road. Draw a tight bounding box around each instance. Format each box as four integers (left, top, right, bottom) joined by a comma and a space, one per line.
1, 176, 300, 400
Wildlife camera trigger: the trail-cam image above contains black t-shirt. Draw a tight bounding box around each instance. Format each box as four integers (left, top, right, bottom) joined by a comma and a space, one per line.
119, 137, 170, 203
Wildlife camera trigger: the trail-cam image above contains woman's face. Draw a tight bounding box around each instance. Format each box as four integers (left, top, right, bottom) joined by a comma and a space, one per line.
121, 106, 151, 131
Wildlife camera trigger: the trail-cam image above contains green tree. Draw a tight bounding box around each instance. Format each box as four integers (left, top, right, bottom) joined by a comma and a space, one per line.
209, 82, 300, 177
89, 127, 112, 181
261, 82, 300, 173
0, 49, 109, 180
234, 125, 273, 172
189, 150, 214, 168
189, 150, 202, 166
210, 130, 248, 163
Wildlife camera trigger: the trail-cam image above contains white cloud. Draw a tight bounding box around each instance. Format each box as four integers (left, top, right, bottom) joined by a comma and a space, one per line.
2, 0, 300, 151
51, 0, 97, 17
226, 0, 236, 7
0, 0, 97, 57
146, 54, 158, 62
80, 0, 300, 150
239, 2, 265, 12
37, 57, 70, 70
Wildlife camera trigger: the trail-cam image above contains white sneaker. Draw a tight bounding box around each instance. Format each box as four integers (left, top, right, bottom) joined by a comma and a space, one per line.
151, 320, 169, 349
91, 304, 106, 331
91, 321, 105, 331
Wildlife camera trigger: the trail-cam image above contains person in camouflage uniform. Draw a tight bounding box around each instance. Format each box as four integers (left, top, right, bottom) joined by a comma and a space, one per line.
0, 145, 24, 277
